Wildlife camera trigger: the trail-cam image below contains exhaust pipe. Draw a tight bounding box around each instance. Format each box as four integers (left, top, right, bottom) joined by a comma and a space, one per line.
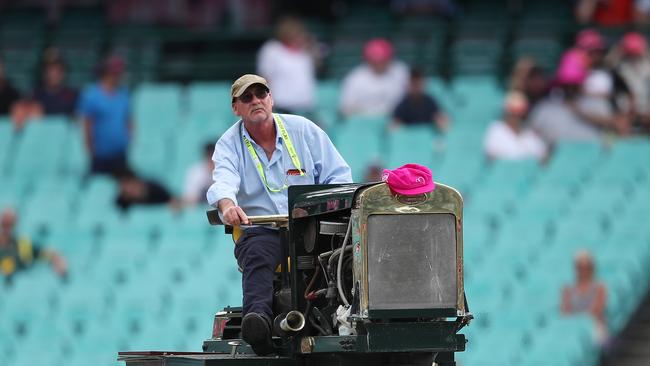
279, 311, 305, 333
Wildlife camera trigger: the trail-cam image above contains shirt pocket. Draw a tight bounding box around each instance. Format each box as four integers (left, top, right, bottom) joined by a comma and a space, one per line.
286, 168, 314, 186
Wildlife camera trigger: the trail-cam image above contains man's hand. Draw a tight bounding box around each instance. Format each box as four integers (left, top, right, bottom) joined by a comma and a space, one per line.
224, 206, 250, 226
219, 199, 249, 226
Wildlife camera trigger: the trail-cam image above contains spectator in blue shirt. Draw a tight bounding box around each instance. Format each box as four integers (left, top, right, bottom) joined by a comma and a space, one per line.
207, 74, 351, 355
77, 56, 132, 175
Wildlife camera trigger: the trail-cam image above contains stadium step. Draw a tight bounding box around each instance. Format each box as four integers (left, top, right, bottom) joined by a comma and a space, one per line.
603, 291, 650, 366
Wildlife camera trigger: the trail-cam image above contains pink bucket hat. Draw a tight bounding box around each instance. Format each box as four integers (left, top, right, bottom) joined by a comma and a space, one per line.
382, 164, 435, 195
363, 38, 393, 63
576, 29, 605, 51
556, 49, 588, 85
622, 32, 647, 56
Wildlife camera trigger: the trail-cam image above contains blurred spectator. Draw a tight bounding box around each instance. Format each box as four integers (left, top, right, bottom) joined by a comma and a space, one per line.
391, 67, 450, 132
0, 208, 67, 283
576, 29, 633, 131
183, 142, 215, 207
561, 250, 608, 346
509, 57, 549, 111
391, 0, 460, 18
339, 39, 409, 118
575, 0, 634, 26
529, 50, 604, 145
0, 55, 42, 129
0, 57, 21, 116
363, 162, 384, 182
115, 167, 179, 211
257, 16, 319, 116
78, 56, 132, 175
32, 56, 78, 116
635, 0, 650, 23
609, 32, 650, 133
483, 92, 547, 162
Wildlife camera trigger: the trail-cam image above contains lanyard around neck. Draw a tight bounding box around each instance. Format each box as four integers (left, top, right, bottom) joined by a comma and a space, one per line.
242, 114, 304, 193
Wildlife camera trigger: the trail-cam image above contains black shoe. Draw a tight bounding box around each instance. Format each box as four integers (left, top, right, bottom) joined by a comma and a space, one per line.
241, 312, 274, 355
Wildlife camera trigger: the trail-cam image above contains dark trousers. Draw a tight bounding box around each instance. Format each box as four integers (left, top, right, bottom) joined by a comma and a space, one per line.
90, 153, 128, 176
234, 227, 282, 319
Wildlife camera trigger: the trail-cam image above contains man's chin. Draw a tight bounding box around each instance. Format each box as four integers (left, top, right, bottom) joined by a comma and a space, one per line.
248, 111, 269, 123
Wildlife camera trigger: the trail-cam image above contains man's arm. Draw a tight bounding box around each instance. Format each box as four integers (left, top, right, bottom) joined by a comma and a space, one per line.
206, 137, 248, 224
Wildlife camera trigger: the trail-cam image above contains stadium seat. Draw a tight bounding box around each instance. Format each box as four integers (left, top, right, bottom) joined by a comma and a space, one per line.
8, 117, 70, 178
334, 118, 386, 182
384, 125, 437, 169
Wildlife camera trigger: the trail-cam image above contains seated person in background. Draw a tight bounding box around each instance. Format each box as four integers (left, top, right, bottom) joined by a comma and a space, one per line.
32, 53, 78, 116
483, 92, 547, 162
561, 250, 608, 346
183, 142, 215, 207
115, 167, 179, 211
257, 16, 319, 116
0, 208, 67, 283
339, 38, 409, 118
509, 57, 549, 111
391, 67, 450, 132
363, 162, 384, 182
529, 50, 604, 145
610, 32, 650, 134
0, 57, 20, 116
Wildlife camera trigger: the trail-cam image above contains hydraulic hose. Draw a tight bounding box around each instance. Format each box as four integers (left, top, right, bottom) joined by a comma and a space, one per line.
337, 220, 352, 306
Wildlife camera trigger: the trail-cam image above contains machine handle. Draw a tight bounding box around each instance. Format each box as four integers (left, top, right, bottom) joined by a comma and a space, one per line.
206, 210, 289, 228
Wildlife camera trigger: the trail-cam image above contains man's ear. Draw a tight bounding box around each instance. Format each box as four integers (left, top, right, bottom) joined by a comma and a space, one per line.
232, 102, 241, 117
268, 92, 274, 109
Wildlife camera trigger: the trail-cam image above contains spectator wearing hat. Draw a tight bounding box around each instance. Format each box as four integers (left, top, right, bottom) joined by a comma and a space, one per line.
483, 92, 547, 162
0, 208, 67, 284
391, 67, 450, 132
575, 29, 633, 134
32, 58, 78, 116
339, 38, 409, 118
529, 50, 604, 145
609, 32, 650, 133
77, 56, 132, 175
256, 16, 319, 116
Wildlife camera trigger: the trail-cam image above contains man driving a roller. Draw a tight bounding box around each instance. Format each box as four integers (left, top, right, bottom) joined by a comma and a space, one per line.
207, 74, 352, 355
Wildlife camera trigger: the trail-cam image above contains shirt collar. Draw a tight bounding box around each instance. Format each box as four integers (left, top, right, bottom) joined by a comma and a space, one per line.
240, 114, 283, 149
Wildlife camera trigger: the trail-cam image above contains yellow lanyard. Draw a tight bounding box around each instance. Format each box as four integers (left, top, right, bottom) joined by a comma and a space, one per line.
242, 114, 304, 193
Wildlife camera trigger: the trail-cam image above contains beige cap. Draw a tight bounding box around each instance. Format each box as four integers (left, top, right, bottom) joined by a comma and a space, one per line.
231, 74, 270, 99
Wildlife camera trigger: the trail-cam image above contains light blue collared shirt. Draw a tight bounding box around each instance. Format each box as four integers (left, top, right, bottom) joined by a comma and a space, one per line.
206, 114, 352, 216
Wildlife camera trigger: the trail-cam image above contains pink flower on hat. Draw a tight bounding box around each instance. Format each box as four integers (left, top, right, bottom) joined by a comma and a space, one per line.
382, 164, 435, 196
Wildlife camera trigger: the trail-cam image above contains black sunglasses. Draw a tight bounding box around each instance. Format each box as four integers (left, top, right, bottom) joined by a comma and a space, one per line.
238, 88, 269, 103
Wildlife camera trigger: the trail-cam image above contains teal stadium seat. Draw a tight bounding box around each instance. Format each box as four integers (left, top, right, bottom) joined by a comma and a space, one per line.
0, 121, 14, 175
8, 117, 70, 178
385, 125, 437, 170
334, 117, 387, 182
187, 82, 236, 132
133, 83, 182, 138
